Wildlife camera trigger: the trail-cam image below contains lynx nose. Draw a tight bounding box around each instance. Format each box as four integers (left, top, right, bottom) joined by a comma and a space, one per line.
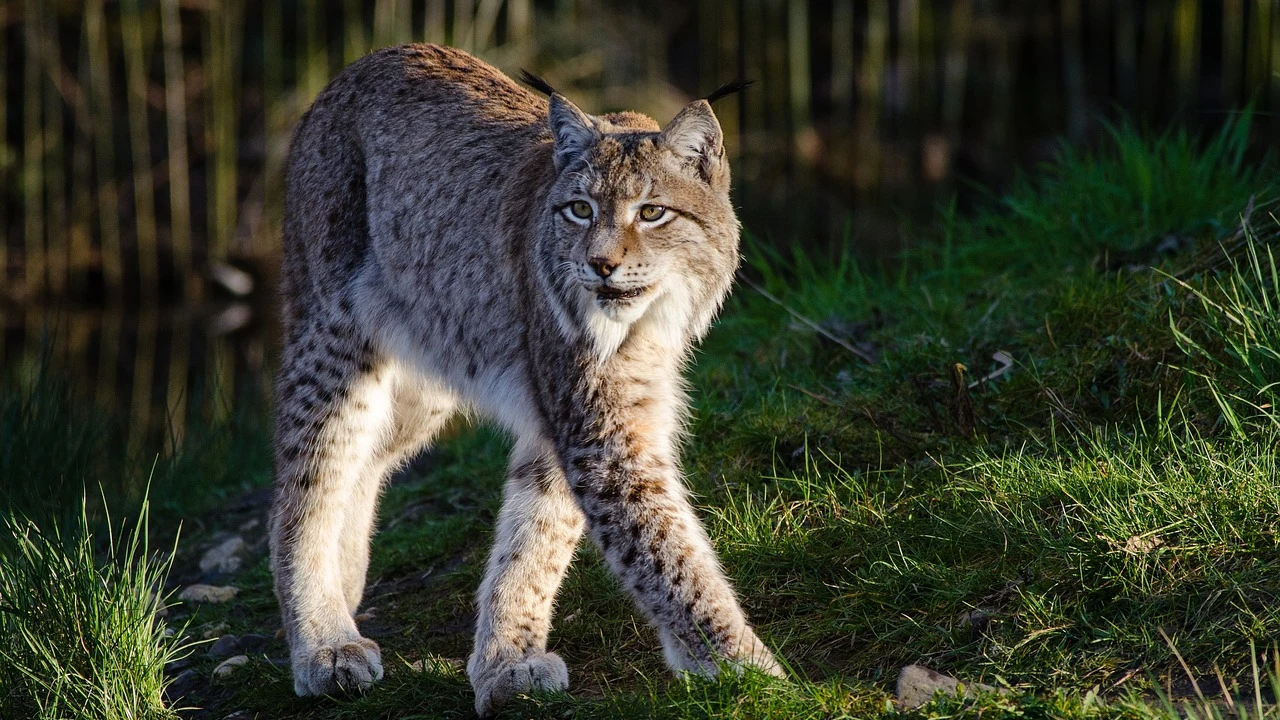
588, 256, 618, 278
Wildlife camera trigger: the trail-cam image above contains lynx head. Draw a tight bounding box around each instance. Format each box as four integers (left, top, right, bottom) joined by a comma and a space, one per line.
527, 77, 743, 358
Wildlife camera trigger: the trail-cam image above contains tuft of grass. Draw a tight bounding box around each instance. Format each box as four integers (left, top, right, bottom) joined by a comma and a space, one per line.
0, 495, 189, 720
0, 365, 115, 521
1171, 232, 1280, 435
930, 113, 1264, 279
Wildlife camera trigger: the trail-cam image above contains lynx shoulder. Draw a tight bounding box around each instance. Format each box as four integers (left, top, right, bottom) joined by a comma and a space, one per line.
269, 44, 782, 716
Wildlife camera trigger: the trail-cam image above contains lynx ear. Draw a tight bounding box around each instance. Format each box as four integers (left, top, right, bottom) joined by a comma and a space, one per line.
549, 94, 599, 171
659, 100, 725, 184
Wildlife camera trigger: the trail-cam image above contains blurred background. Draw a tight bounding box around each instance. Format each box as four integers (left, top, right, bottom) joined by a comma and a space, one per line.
0, 0, 1276, 452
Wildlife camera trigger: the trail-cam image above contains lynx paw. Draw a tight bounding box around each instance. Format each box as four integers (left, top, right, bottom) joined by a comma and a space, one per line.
734, 632, 787, 679
292, 637, 384, 696
659, 627, 787, 682
472, 652, 569, 716
730, 649, 787, 679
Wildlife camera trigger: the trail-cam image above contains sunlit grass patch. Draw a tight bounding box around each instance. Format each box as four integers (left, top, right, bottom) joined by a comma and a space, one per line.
0, 497, 188, 720
931, 113, 1265, 278
1172, 232, 1280, 435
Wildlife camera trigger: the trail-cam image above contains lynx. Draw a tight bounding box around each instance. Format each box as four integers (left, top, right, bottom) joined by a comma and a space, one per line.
268, 44, 783, 715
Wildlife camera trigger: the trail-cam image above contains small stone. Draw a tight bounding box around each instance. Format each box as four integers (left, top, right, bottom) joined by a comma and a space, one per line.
209, 261, 255, 297
179, 584, 239, 604
207, 634, 244, 659
274, 628, 286, 641
956, 609, 992, 635
199, 536, 248, 574
238, 633, 269, 653
164, 668, 201, 703
1124, 535, 1164, 554
408, 656, 462, 673
212, 655, 250, 682
896, 664, 996, 709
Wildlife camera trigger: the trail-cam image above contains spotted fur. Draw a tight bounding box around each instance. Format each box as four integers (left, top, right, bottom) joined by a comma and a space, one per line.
269, 44, 783, 715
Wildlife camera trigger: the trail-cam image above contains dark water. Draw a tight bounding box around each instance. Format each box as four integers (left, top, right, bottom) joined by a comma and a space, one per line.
0, 301, 274, 453
2, 0, 1276, 448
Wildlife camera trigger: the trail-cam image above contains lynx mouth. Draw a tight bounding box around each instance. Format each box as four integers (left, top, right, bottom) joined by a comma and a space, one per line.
596, 285, 650, 302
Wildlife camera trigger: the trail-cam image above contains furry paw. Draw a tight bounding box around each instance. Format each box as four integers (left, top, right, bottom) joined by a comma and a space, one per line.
472, 652, 569, 716
292, 637, 384, 696
730, 649, 787, 679
659, 626, 786, 680
734, 631, 787, 679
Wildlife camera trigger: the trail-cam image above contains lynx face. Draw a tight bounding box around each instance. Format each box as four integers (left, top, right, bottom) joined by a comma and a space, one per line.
539, 99, 740, 349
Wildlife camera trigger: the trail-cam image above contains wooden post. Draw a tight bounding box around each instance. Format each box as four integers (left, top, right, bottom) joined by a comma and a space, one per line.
22, 0, 45, 300
70, 26, 94, 298
346, 0, 369, 62
942, 0, 972, 170
475, 0, 504, 52
507, 0, 533, 47
1061, 0, 1087, 142
424, 0, 446, 46
121, 0, 160, 303
1139, 1, 1169, 113
830, 0, 854, 130
208, 0, 244, 268
1115, 0, 1136, 105
43, 4, 67, 298
454, 0, 476, 52
161, 0, 194, 299
87, 0, 124, 302
787, 0, 811, 145
264, 0, 284, 248
0, 18, 8, 292
1172, 0, 1200, 115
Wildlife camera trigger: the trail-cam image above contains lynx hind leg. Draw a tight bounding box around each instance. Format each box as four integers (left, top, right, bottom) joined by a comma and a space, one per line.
271, 325, 400, 697
468, 439, 585, 716
338, 373, 458, 614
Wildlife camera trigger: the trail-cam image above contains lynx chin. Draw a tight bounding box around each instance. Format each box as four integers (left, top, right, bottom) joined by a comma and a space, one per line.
268, 43, 784, 715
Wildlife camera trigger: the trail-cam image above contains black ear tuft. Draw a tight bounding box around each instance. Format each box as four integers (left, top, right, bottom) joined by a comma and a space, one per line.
702, 78, 754, 105
518, 69, 559, 97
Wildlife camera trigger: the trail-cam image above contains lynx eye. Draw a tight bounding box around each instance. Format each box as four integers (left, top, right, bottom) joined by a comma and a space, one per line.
638, 204, 666, 222
569, 200, 593, 220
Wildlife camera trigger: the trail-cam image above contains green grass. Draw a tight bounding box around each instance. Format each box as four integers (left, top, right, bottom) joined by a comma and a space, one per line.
1171, 237, 1280, 436
3, 117, 1280, 718
0, 361, 273, 534
0, 496, 188, 719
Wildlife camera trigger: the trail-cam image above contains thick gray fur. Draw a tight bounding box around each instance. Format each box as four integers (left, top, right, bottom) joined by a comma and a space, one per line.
269, 44, 784, 715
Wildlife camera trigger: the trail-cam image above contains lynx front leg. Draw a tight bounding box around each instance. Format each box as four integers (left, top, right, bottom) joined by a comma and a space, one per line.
558, 425, 783, 680
468, 439, 585, 716
270, 325, 396, 697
